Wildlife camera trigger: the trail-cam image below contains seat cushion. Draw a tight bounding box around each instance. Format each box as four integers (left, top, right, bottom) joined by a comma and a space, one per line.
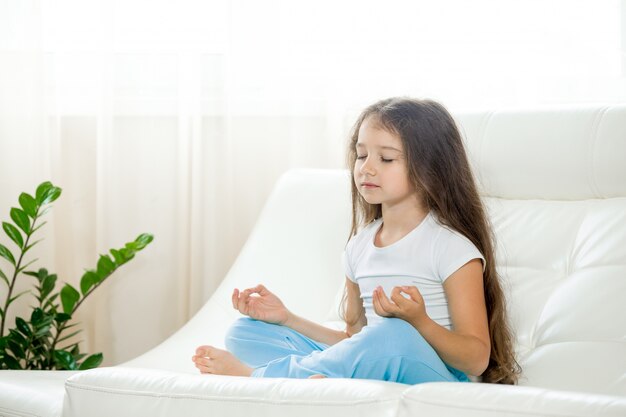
398, 382, 626, 417
0, 370, 77, 417
63, 366, 407, 417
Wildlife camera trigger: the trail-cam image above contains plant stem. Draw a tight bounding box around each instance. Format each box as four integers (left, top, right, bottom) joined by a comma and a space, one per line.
0, 210, 39, 337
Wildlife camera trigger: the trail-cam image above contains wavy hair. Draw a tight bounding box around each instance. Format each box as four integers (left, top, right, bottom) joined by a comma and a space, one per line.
339, 97, 521, 384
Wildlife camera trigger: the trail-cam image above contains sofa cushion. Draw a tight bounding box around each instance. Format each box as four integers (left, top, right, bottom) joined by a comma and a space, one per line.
482, 197, 626, 395
0, 370, 77, 417
63, 366, 408, 417
397, 382, 626, 417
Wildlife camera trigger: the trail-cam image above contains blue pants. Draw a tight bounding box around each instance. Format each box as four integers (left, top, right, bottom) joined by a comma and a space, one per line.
224, 317, 469, 385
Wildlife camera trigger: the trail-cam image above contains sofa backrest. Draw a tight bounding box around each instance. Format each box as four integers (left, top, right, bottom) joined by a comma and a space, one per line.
454, 106, 626, 396
126, 105, 626, 397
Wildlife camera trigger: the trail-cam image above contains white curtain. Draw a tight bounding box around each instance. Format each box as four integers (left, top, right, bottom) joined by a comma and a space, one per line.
1, 0, 623, 365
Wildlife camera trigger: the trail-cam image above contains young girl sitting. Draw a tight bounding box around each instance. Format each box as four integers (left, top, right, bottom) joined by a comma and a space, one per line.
192, 97, 521, 385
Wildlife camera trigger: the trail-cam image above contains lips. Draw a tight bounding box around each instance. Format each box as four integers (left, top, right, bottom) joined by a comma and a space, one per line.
361, 182, 379, 188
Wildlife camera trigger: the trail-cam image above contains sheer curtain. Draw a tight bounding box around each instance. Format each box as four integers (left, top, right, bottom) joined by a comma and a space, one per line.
0, 0, 623, 365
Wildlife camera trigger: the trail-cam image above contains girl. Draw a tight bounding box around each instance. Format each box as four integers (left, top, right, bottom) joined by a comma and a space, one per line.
192, 97, 521, 384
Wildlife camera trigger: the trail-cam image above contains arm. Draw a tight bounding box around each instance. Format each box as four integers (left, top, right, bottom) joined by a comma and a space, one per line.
373, 259, 490, 376
284, 314, 348, 346
285, 277, 366, 346
411, 259, 490, 376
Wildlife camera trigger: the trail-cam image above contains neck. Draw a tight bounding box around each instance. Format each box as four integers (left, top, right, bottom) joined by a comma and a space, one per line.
380, 198, 429, 235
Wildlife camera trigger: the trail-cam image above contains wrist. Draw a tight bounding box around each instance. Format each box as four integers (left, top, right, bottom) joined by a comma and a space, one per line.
283, 310, 297, 327
408, 314, 435, 334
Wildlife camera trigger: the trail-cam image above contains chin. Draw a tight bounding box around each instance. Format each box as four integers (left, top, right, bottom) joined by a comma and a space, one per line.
360, 196, 379, 205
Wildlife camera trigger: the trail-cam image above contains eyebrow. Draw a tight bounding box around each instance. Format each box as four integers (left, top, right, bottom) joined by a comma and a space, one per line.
355, 143, 402, 152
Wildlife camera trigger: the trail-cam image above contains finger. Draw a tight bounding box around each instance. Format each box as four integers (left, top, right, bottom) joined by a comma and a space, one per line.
377, 287, 400, 313
232, 289, 239, 310
390, 287, 408, 306
402, 286, 424, 303
237, 290, 250, 314
373, 288, 390, 316
254, 284, 268, 296
372, 288, 382, 314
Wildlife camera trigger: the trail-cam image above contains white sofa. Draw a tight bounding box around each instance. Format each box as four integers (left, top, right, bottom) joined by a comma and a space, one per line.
1, 105, 625, 417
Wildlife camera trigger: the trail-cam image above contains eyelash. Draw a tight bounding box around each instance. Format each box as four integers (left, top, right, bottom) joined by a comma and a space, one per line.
356, 156, 393, 163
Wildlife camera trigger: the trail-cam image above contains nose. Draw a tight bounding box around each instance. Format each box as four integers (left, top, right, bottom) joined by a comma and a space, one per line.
359, 156, 376, 176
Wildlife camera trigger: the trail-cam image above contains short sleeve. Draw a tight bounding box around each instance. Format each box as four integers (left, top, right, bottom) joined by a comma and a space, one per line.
342, 249, 356, 283
434, 229, 486, 282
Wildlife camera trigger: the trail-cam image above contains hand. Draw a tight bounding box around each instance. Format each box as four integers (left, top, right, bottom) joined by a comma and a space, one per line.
372, 285, 429, 327
232, 284, 290, 325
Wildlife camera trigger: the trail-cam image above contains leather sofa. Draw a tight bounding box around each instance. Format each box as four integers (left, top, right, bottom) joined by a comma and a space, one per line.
2, 105, 625, 417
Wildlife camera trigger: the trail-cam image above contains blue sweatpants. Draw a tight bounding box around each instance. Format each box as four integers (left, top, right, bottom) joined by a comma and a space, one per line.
224, 317, 469, 385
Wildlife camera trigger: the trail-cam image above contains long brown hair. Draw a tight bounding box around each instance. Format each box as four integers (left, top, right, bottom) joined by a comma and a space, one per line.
339, 97, 521, 384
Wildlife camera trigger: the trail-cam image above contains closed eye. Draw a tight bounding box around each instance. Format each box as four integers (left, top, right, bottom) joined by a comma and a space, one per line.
356, 155, 394, 163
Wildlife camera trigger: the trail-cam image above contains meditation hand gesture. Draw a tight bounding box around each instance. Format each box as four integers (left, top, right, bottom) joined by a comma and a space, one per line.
232, 284, 291, 325
372, 285, 429, 327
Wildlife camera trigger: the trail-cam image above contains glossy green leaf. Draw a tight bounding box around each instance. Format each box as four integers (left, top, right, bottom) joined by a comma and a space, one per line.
33, 324, 52, 338
35, 182, 53, 205
96, 255, 115, 279
8, 339, 25, 358
124, 241, 138, 252
119, 248, 133, 262
60, 284, 80, 314
3, 222, 23, 248
10, 207, 30, 234
35, 183, 62, 206
78, 353, 103, 370
37, 268, 49, 280
54, 350, 77, 370
3, 352, 21, 369
109, 249, 124, 265
80, 270, 98, 295
41, 273, 57, 300
19, 193, 38, 218
135, 233, 154, 249
8, 329, 27, 346
31, 308, 44, 325
54, 312, 72, 324
45, 187, 62, 204
0, 243, 16, 265
15, 317, 31, 337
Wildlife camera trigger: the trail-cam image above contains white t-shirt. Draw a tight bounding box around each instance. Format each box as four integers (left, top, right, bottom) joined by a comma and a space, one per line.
342, 211, 486, 329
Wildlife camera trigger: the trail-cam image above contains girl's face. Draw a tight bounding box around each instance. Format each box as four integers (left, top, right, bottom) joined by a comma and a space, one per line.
354, 116, 416, 208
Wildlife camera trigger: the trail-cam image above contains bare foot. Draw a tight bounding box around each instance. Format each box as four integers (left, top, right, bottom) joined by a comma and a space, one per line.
192, 345, 253, 377
308, 374, 327, 379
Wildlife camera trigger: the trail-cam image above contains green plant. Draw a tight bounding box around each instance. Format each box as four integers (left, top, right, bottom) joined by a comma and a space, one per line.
0, 181, 153, 370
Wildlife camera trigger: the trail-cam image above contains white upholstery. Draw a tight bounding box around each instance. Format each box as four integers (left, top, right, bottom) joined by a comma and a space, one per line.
0, 371, 77, 417
1, 105, 625, 417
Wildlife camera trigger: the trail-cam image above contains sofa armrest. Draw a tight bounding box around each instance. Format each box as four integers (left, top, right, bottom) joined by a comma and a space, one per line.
398, 382, 626, 417
63, 366, 407, 417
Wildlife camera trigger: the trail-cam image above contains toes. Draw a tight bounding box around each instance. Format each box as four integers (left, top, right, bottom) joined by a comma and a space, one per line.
196, 345, 212, 356
196, 357, 212, 366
